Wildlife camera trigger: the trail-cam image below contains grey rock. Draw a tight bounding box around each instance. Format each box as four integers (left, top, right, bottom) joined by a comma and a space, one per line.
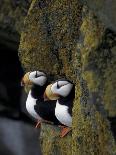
83, 0, 116, 31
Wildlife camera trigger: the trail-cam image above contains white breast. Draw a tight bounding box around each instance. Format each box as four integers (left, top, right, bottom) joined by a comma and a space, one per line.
55, 101, 72, 127
26, 91, 42, 120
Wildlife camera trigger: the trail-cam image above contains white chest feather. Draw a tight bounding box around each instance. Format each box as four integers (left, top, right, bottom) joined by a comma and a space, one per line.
55, 101, 72, 127
26, 91, 42, 120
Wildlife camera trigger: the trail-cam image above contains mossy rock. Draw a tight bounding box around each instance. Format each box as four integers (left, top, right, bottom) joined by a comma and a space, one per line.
19, 0, 116, 154
40, 123, 72, 155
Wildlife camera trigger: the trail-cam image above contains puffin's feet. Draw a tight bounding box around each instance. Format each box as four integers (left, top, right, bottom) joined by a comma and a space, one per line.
35, 120, 41, 128
35, 120, 54, 128
59, 126, 71, 137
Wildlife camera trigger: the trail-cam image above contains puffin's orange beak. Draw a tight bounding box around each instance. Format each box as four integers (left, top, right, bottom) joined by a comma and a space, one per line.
21, 72, 32, 86
43, 92, 50, 101
44, 84, 59, 101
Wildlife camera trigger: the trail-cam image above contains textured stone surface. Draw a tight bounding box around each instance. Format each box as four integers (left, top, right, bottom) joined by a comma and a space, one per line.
19, 0, 116, 154
83, 0, 116, 32
0, 0, 31, 50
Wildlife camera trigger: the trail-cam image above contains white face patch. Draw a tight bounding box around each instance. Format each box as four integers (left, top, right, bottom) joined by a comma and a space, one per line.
32, 76, 47, 86
51, 81, 73, 97
55, 101, 72, 127
29, 71, 46, 78
29, 71, 47, 86
26, 91, 42, 120
57, 81, 69, 87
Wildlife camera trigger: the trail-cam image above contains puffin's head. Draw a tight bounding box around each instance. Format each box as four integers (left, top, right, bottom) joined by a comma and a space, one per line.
44, 79, 74, 100
21, 71, 47, 86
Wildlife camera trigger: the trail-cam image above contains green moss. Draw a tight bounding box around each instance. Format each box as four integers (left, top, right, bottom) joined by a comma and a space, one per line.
79, 7, 116, 117
103, 56, 116, 117
72, 81, 116, 154
80, 9, 104, 70
82, 71, 99, 92
40, 123, 72, 155
72, 6, 116, 155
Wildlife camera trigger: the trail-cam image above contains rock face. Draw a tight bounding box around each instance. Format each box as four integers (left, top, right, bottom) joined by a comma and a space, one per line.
0, 0, 31, 118
83, 0, 116, 32
0, 0, 31, 50
19, 0, 116, 154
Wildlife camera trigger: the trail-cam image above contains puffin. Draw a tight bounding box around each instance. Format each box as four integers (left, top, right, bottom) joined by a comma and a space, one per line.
44, 79, 75, 137
21, 71, 62, 128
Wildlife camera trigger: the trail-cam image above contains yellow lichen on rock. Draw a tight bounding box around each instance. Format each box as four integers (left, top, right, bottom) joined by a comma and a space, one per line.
80, 10, 104, 70
72, 6, 116, 155
40, 123, 72, 155
103, 57, 116, 117
82, 71, 99, 92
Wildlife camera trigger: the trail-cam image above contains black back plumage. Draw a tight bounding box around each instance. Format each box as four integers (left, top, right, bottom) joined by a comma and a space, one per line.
31, 84, 47, 99
31, 82, 61, 125
34, 99, 61, 125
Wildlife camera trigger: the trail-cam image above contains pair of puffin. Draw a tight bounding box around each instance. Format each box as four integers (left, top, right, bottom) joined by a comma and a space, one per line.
22, 71, 75, 137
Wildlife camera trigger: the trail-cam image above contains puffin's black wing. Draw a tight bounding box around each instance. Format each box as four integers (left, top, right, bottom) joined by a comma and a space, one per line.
34, 100, 61, 125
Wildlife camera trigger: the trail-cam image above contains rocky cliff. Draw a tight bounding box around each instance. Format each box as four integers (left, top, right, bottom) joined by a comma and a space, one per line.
1, 0, 116, 154
0, 0, 31, 50
19, 0, 116, 154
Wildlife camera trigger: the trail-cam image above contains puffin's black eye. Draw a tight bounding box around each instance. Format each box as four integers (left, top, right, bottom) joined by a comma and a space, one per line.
35, 71, 38, 78
57, 81, 60, 88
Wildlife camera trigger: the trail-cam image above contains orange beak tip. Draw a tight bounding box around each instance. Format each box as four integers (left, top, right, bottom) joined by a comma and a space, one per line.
43, 93, 49, 101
